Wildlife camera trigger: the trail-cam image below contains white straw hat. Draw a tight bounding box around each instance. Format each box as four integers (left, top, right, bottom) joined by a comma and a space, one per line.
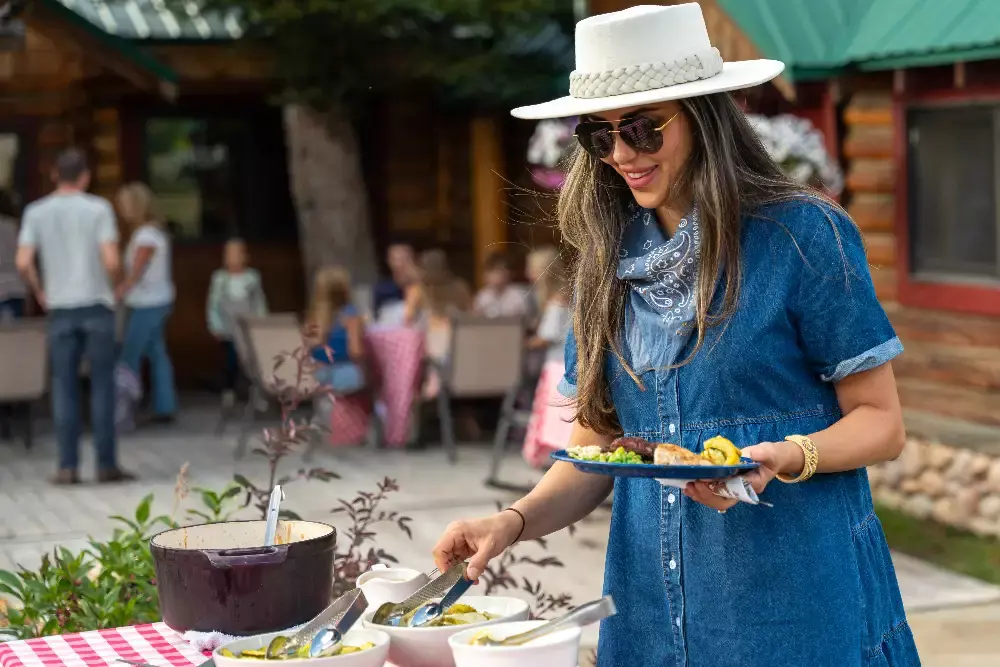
512, 3, 785, 120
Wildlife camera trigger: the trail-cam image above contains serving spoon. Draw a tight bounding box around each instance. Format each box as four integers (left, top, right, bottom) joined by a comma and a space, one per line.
470, 596, 616, 647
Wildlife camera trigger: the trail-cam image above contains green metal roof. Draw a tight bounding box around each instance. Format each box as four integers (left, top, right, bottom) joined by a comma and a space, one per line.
845, 0, 1000, 70
39, 0, 178, 85
718, 0, 1000, 79
56, 0, 241, 41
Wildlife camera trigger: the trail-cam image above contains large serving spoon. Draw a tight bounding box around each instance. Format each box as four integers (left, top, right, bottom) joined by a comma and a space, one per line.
265, 588, 367, 659
370, 561, 468, 627
262, 485, 284, 546
303, 590, 369, 657
407, 569, 476, 628
470, 596, 616, 647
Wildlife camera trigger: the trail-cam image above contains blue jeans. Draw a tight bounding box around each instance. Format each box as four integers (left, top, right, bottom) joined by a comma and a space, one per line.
0, 297, 25, 320
120, 304, 177, 416
49, 305, 117, 471
314, 362, 365, 394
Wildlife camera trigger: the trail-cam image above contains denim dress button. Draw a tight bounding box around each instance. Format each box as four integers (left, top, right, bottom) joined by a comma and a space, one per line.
669, 423, 676, 435
669, 559, 677, 570
675, 617, 682, 628
667, 493, 676, 504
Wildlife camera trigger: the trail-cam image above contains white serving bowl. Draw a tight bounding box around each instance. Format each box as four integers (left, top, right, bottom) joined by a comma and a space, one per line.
448, 620, 582, 667
361, 595, 531, 667
214, 629, 390, 667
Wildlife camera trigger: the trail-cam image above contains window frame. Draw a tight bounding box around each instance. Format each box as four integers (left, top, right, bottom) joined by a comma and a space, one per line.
895, 88, 1000, 317
121, 97, 297, 246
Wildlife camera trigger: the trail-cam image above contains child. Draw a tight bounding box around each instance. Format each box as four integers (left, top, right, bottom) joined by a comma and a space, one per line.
472, 251, 529, 319
308, 266, 366, 394
521, 253, 574, 468
206, 239, 268, 406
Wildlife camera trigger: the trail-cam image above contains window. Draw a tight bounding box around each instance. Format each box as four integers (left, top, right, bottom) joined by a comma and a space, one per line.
907, 105, 1000, 284
142, 112, 295, 243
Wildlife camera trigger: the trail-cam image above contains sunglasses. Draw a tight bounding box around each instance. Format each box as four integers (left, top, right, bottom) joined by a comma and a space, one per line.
574, 111, 680, 159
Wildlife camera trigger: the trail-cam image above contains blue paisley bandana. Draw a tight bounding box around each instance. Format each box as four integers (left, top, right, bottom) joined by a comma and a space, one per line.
616, 203, 701, 370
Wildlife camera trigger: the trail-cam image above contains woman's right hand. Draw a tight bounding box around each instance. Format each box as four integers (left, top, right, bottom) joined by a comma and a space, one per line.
432, 510, 523, 580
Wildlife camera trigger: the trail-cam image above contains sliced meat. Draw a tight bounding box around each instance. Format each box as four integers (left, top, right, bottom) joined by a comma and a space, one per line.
606, 436, 656, 460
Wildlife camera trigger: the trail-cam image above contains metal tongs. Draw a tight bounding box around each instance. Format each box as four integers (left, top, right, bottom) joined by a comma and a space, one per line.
370, 561, 472, 627
471, 596, 617, 646
265, 588, 368, 659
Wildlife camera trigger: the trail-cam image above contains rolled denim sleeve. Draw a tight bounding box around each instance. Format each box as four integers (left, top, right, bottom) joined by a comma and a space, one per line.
793, 204, 903, 382
556, 327, 579, 398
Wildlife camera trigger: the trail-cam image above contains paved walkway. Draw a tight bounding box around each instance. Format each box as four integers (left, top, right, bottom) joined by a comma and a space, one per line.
1, 404, 999, 665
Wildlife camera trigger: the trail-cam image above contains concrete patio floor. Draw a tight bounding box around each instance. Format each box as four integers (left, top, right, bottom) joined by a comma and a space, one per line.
1, 402, 998, 665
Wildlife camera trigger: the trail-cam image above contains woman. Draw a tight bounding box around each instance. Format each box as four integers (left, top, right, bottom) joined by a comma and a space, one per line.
0, 190, 26, 320
116, 182, 177, 422
404, 249, 472, 364
308, 266, 366, 394
432, 5, 918, 667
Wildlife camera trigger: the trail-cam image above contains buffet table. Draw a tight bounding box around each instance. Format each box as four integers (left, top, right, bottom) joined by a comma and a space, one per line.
0, 624, 403, 667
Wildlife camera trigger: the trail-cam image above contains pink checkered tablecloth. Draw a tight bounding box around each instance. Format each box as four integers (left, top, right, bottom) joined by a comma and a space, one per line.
0, 624, 207, 667
366, 326, 425, 448
0, 625, 400, 667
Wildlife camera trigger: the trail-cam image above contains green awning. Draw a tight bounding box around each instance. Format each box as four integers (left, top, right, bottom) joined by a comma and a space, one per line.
55, 0, 242, 41
845, 0, 1000, 71
35, 0, 178, 93
718, 0, 1000, 79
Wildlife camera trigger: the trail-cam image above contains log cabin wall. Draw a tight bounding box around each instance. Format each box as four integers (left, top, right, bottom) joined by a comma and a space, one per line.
841, 72, 1000, 432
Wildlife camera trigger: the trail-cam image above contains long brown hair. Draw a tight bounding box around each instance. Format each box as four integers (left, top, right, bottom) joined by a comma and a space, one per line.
560, 92, 841, 434
308, 266, 352, 340
116, 182, 161, 231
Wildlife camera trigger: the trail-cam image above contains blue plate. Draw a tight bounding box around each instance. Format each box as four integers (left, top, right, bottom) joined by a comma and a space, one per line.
550, 450, 759, 479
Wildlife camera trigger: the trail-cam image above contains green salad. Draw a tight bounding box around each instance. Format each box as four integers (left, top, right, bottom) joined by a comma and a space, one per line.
567, 445, 644, 464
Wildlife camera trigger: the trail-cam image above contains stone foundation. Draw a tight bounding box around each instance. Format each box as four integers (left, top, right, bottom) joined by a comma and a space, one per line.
868, 437, 1000, 537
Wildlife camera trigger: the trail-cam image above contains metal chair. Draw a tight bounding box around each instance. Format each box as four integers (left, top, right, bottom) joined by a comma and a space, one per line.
417, 315, 526, 464
0, 319, 47, 449
232, 314, 312, 458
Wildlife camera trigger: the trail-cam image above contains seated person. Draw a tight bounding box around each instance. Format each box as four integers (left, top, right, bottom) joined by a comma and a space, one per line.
473, 251, 529, 319
308, 266, 366, 394
374, 242, 419, 317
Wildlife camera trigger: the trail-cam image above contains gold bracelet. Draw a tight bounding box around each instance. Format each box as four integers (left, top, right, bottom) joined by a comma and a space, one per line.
776, 435, 818, 483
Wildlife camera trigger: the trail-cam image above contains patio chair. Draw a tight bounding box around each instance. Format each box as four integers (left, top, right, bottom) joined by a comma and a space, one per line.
417, 315, 526, 464
233, 314, 381, 459
216, 312, 299, 436
0, 319, 47, 449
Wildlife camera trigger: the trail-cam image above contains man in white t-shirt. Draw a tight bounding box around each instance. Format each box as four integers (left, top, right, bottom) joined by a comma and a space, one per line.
116, 183, 177, 424
16, 148, 135, 485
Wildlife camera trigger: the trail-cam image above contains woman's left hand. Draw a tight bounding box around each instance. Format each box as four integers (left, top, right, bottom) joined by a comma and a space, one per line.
683, 441, 801, 512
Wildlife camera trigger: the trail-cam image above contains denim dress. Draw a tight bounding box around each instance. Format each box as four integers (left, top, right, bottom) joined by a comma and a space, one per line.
559, 199, 920, 667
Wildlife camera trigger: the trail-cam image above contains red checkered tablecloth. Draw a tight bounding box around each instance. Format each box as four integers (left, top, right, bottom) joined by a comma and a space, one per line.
0, 624, 207, 667
0, 625, 400, 667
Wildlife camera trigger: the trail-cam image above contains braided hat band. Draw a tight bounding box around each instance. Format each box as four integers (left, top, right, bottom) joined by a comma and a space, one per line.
569, 48, 724, 100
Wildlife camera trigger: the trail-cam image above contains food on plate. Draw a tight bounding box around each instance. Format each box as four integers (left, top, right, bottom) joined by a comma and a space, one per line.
568, 435, 743, 467
219, 640, 376, 660
701, 436, 741, 465
567, 445, 644, 464
653, 443, 712, 466
394, 603, 499, 628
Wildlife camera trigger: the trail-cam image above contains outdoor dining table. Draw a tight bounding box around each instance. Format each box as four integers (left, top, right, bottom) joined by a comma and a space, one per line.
0, 623, 407, 667
326, 326, 425, 448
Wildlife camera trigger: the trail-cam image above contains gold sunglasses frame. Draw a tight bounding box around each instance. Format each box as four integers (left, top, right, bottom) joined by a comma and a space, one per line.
573, 110, 681, 153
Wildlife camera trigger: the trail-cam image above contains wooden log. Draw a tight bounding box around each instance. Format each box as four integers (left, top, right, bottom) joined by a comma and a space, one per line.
848, 192, 894, 233
470, 115, 507, 287
845, 158, 895, 193
871, 266, 897, 301
888, 304, 1000, 348
843, 107, 893, 127
893, 341, 1000, 392
897, 377, 1000, 428
842, 124, 893, 159
863, 231, 896, 267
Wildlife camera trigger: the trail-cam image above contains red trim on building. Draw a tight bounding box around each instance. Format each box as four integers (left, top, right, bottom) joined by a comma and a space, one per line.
894, 86, 1000, 317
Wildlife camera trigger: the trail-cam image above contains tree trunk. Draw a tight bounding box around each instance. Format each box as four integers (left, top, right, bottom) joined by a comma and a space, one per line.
283, 104, 378, 284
